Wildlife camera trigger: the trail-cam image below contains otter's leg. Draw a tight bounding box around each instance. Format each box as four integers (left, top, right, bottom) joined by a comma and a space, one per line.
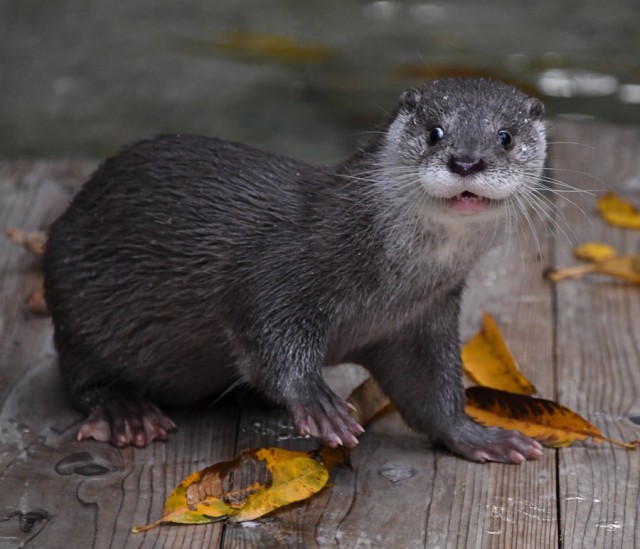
360, 295, 543, 464
73, 386, 176, 448
241, 339, 364, 448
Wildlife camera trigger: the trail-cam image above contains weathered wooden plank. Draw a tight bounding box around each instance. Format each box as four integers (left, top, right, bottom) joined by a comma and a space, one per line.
3, 118, 638, 548
0, 163, 240, 548
551, 120, 640, 549
0, 161, 89, 466
422, 216, 558, 549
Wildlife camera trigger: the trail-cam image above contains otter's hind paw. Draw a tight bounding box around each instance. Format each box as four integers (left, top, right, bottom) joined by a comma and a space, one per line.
77, 393, 176, 448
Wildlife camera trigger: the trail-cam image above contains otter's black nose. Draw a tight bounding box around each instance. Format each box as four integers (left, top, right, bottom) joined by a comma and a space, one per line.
448, 156, 486, 176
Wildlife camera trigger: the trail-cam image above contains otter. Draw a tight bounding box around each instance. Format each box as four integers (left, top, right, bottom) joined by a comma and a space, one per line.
44, 78, 546, 463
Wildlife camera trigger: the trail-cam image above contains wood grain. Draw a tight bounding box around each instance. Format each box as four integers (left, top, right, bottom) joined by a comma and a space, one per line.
551, 121, 640, 549
0, 163, 241, 548
1, 121, 639, 547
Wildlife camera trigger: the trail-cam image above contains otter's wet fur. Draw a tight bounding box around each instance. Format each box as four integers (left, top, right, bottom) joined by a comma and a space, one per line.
44, 78, 546, 462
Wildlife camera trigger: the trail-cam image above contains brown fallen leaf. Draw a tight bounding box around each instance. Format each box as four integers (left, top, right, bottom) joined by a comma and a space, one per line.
133, 447, 330, 532
461, 311, 536, 395
465, 386, 637, 449
346, 376, 393, 426
4, 228, 47, 255
312, 446, 352, 470
597, 192, 640, 229
550, 253, 640, 284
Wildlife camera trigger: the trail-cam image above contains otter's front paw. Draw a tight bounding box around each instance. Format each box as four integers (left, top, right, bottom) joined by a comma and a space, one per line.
288, 387, 365, 448
444, 420, 543, 464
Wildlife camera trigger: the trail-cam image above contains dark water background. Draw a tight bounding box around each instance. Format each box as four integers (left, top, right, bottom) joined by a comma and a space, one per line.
2, 0, 639, 163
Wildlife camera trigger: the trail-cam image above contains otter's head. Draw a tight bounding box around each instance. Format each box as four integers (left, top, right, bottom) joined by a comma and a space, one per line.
381, 79, 546, 220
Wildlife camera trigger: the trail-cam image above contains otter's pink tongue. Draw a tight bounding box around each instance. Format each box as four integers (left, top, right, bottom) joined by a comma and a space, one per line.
450, 191, 487, 214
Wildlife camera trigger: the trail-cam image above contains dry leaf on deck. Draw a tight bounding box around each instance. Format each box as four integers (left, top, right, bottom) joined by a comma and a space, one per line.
461, 311, 536, 395
550, 241, 640, 283
4, 228, 47, 255
312, 446, 352, 470
465, 386, 637, 449
346, 376, 393, 426
573, 242, 617, 262
596, 192, 640, 229
133, 447, 329, 532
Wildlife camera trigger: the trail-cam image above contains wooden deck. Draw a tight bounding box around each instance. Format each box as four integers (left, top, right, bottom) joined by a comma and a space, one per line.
1, 119, 639, 548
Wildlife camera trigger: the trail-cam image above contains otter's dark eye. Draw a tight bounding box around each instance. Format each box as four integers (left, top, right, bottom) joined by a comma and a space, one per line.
428, 126, 445, 146
497, 130, 513, 148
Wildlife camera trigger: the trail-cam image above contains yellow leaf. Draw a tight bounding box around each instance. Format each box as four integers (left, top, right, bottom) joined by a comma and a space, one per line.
573, 242, 617, 262
594, 255, 640, 283
461, 311, 536, 395
346, 376, 393, 426
133, 447, 328, 532
596, 192, 640, 229
465, 386, 637, 449
231, 455, 328, 522
550, 254, 640, 284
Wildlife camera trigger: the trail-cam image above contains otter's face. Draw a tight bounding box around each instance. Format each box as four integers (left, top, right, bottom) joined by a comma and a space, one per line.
382, 79, 547, 218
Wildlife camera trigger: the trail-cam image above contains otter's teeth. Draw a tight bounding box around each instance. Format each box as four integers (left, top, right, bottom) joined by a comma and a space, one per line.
449, 192, 489, 213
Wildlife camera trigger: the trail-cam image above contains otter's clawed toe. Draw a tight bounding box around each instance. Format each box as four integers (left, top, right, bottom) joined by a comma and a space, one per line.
77, 395, 176, 448
289, 389, 364, 448
445, 421, 543, 464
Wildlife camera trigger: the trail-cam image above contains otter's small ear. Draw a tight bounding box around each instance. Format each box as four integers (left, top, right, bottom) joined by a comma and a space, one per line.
399, 88, 422, 110
526, 97, 545, 120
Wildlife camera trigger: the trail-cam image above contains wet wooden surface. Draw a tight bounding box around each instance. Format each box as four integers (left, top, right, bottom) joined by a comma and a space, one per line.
0, 119, 639, 548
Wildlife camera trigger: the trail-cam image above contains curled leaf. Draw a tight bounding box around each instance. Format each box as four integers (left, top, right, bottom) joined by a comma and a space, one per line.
465, 386, 637, 449
461, 311, 536, 395
596, 192, 640, 229
133, 447, 329, 532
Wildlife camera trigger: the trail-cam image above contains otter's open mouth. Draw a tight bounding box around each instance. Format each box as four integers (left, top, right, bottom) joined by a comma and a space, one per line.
449, 191, 490, 214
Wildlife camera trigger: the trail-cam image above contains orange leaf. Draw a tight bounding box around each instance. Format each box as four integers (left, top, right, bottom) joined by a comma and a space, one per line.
465, 386, 637, 449
596, 192, 640, 229
461, 311, 536, 395
133, 447, 329, 532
